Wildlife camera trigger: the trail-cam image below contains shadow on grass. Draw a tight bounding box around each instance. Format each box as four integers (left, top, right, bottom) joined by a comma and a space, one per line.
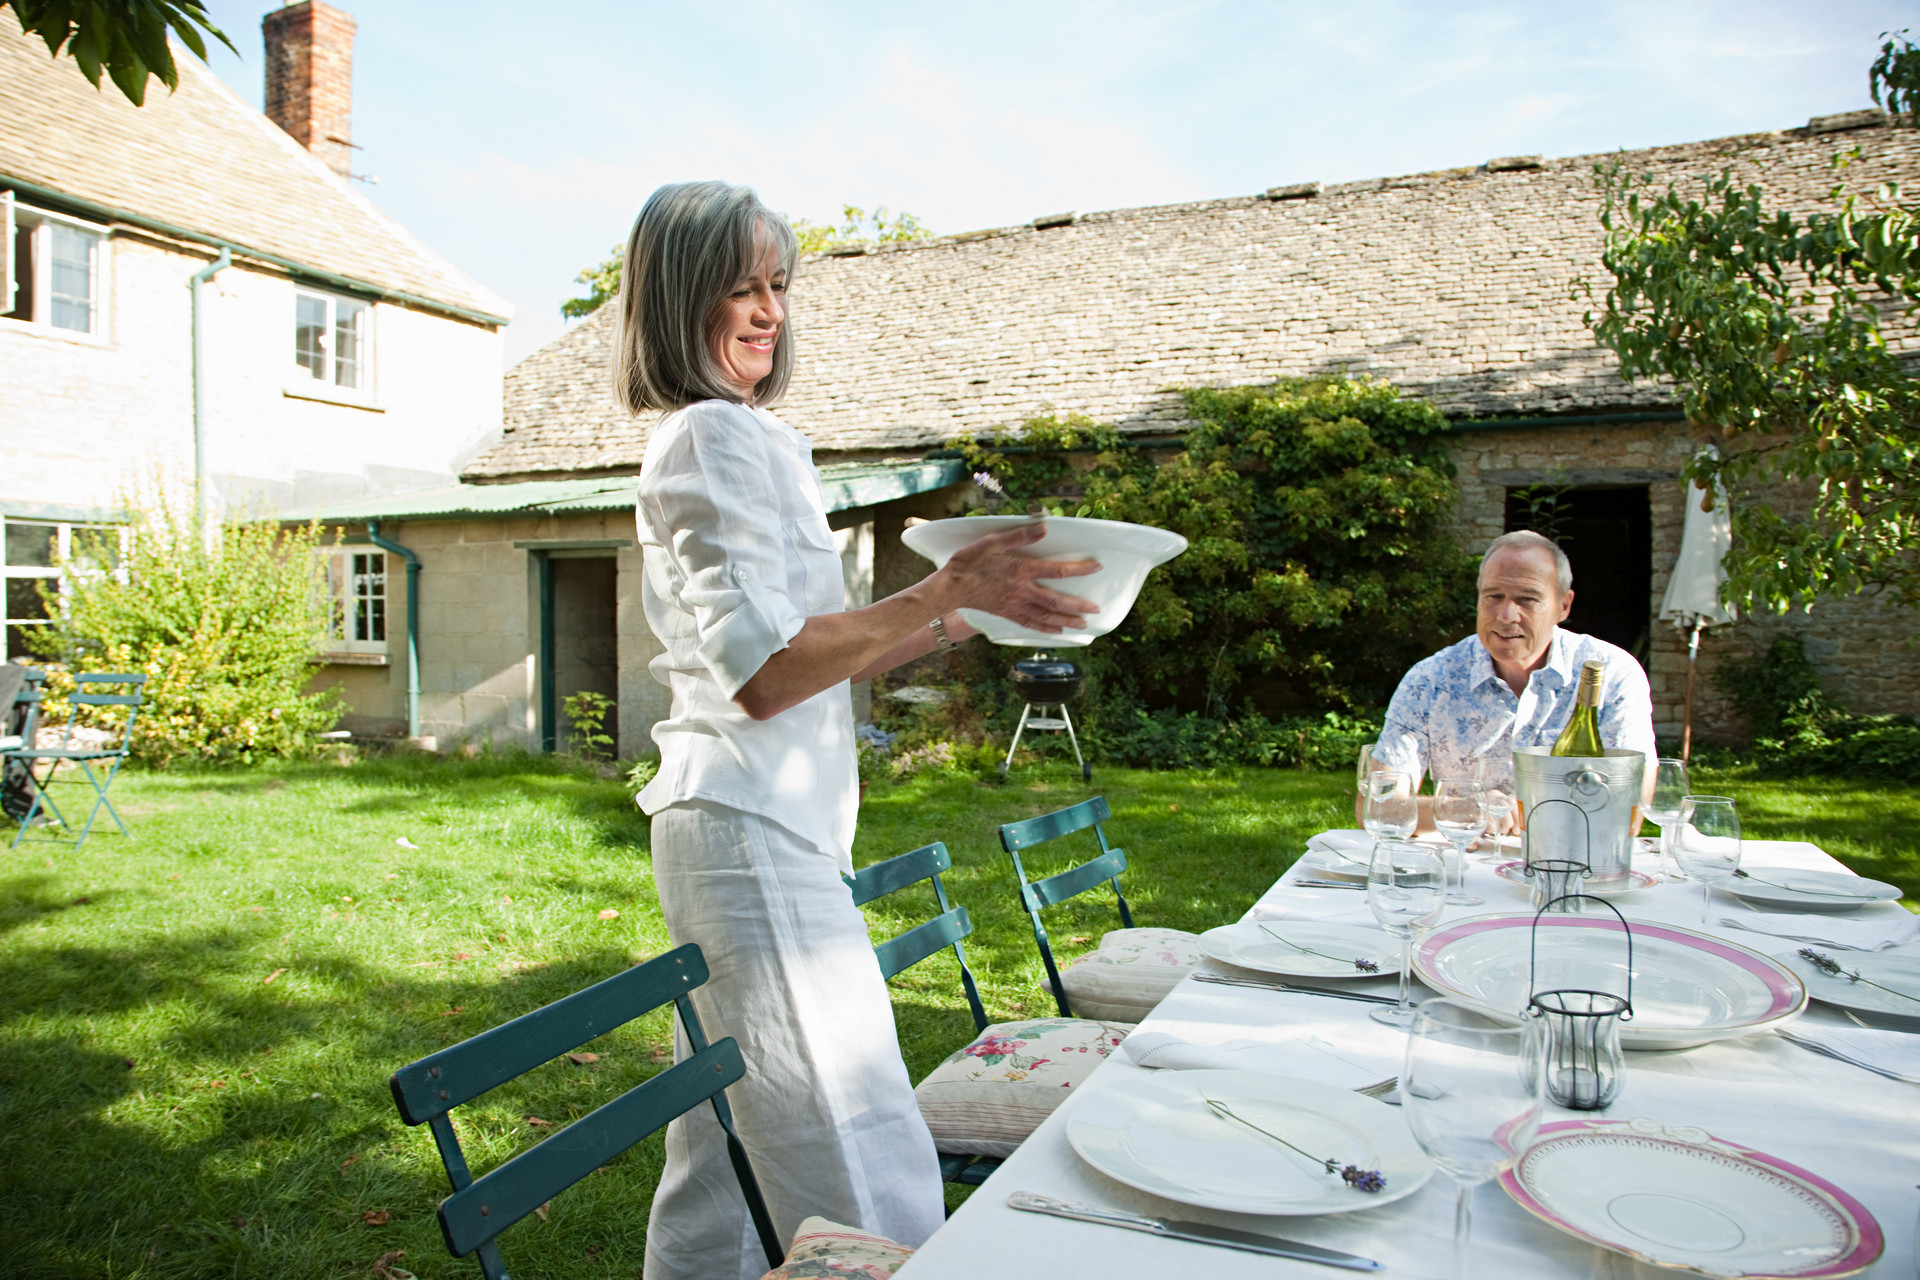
0, 923, 677, 1280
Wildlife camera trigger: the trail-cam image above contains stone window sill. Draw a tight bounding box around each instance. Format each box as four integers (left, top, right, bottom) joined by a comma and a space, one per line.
284, 383, 385, 412
317, 651, 389, 666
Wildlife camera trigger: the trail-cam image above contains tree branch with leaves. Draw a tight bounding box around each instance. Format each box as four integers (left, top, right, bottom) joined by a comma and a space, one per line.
5, 0, 235, 106
1581, 31, 1920, 614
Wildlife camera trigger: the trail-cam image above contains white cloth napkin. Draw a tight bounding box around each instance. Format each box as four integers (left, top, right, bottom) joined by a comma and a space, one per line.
1776, 1025, 1920, 1085
1718, 909, 1920, 952
1119, 1030, 1397, 1090
1308, 830, 1376, 863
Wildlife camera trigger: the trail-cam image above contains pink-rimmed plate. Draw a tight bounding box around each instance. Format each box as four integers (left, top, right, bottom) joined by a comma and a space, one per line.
1500, 1117, 1883, 1278
1413, 913, 1806, 1049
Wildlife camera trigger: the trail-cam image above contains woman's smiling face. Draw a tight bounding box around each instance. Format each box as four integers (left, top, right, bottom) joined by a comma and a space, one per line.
707, 225, 786, 401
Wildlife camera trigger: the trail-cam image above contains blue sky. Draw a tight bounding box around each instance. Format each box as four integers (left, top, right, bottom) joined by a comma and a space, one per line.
197, 1, 1912, 365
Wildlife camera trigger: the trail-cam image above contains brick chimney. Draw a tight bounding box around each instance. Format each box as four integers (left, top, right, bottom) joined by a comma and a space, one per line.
262, 1, 357, 179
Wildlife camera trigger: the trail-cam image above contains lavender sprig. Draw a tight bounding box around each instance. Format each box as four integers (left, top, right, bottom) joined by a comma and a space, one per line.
1203, 1097, 1386, 1192
1798, 948, 1920, 1005
1258, 923, 1380, 973
972, 471, 1004, 496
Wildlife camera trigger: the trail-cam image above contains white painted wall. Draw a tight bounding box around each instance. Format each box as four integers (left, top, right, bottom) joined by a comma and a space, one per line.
0, 227, 503, 518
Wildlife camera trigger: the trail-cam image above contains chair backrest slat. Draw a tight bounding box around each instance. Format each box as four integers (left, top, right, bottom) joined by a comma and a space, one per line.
391, 944, 708, 1125
872, 906, 973, 982
438, 1038, 747, 1258
846, 842, 951, 906
72, 692, 144, 706
1023, 848, 1128, 913
999, 796, 1110, 852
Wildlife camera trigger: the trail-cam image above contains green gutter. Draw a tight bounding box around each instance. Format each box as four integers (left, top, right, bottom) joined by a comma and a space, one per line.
1, 173, 511, 328
365, 521, 422, 739
924, 437, 1187, 458
1443, 410, 1683, 432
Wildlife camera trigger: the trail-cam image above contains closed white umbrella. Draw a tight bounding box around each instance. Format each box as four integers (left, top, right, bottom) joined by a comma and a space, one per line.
1659, 451, 1736, 760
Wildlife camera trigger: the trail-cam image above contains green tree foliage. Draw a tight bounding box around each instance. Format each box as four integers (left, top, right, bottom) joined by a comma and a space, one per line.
5, 0, 234, 106
952, 378, 1478, 715
560, 205, 933, 318
1582, 32, 1920, 614
1715, 634, 1920, 780
30, 490, 341, 767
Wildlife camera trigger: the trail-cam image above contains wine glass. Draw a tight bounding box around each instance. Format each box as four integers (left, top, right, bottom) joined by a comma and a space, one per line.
1643, 757, 1690, 880
1367, 839, 1446, 1028
1432, 777, 1487, 906
1362, 769, 1418, 844
1355, 742, 1380, 797
1402, 999, 1547, 1280
1672, 795, 1741, 925
1472, 756, 1517, 862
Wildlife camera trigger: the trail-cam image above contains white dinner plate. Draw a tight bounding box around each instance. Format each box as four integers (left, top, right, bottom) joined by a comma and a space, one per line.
1066, 1069, 1433, 1216
1199, 921, 1392, 979
1295, 848, 1368, 878
1414, 914, 1807, 1050
1493, 861, 1659, 897
1501, 1117, 1883, 1277
1780, 947, 1920, 1026
1724, 868, 1905, 913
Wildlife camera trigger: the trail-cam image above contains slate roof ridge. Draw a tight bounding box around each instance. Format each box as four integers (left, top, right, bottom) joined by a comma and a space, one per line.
173, 51, 514, 321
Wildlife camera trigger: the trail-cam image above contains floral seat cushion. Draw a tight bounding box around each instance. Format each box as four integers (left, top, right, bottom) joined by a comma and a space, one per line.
913, 1016, 1132, 1158
757, 1217, 914, 1280
1056, 926, 1205, 1021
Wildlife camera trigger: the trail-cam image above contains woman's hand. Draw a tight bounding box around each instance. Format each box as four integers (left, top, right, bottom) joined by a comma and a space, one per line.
931, 521, 1100, 634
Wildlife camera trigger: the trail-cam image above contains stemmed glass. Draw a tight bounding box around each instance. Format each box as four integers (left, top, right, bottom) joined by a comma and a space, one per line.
1472, 756, 1517, 862
1672, 795, 1741, 925
1643, 758, 1691, 881
1362, 768, 1418, 845
1367, 839, 1446, 1028
1432, 777, 1487, 906
1402, 999, 1547, 1280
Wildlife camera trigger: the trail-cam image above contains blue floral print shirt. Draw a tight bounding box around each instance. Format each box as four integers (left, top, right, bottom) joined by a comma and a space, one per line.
1375, 628, 1657, 788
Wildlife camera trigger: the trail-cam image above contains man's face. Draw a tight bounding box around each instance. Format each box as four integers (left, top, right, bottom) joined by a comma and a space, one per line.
1476, 545, 1572, 675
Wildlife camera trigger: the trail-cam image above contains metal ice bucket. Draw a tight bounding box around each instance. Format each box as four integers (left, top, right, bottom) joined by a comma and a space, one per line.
1514, 747, 1645, 885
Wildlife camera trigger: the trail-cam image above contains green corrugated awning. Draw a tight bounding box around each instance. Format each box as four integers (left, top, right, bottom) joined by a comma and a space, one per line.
281, 458, 967, 525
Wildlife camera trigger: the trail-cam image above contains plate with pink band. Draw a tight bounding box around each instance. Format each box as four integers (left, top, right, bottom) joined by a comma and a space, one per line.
1501, 1117, 1883, 1278
1413, 913, 1806, 1050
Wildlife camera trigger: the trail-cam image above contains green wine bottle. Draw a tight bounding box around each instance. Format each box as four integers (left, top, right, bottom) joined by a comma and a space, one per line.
1551, 660, 1607, 756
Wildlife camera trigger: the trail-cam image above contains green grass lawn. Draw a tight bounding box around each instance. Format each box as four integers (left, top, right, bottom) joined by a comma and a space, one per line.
1, 754, 1914, 1278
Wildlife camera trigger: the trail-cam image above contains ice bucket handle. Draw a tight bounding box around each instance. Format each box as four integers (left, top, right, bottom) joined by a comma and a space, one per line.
1565, 767, 1613, 810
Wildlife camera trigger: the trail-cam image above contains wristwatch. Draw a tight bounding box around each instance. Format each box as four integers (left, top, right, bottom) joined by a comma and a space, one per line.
930, 614, 958, 654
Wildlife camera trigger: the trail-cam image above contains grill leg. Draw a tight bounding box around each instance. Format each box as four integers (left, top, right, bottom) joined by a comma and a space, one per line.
1001, 703, 1033, 778
1059, 704, 1090, 781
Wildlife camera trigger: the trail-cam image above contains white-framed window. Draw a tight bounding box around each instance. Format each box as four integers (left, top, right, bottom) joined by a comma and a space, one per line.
2, 518, 122, 662
2, 193, 109, 340
320, 548, 388, 656
294, 288, 372, 391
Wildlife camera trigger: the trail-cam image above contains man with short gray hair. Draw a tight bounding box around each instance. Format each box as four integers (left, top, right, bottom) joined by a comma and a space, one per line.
1373, 531, 1656, 811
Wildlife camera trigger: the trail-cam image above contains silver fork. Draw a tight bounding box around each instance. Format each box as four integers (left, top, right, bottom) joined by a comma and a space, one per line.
1353, 1077, 1398, 1098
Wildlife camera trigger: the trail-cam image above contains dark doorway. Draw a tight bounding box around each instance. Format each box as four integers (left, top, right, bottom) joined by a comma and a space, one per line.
538, 556, 618, 754
1503, 486, 1652, 664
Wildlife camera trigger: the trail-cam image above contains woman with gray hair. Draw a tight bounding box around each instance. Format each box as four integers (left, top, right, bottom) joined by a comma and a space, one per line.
620, 181, 1098, 1278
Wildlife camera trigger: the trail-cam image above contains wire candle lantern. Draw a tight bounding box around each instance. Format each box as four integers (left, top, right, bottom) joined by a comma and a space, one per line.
1525, 895, 1634, 1111
1521, 797, 1593, 913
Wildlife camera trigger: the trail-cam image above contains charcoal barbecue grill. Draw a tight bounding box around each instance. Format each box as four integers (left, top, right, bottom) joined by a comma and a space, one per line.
1003, 656, 1090, 780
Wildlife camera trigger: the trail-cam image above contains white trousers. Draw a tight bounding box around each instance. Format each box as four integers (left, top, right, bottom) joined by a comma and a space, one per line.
642, 800, 945, 1280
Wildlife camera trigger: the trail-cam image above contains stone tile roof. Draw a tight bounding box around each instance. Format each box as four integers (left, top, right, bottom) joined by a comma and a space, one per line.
472, 117, 1919, 480
0, 25, 510, 324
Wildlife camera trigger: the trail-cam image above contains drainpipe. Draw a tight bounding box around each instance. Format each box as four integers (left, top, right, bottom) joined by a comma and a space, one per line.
190, 248, 231, 539
365, 520, 422, 739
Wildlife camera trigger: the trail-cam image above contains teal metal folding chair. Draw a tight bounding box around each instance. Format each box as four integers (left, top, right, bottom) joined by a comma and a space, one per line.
845, 841, 1000, 1186
1, 668, 46, 826
998, 796, 1134, 1018
389, 943, 783, 1279
5, 672, 146, 851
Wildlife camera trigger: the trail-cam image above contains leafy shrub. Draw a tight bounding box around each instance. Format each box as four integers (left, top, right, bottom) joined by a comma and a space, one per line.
1083, 704, 1383, 771
1714, 634, 1920, 780
30, 489, 341, 767
953, 377, 1477, 716
561, 689, 616, 761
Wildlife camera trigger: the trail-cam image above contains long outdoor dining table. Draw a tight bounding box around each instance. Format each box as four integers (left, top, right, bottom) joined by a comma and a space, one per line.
897, 838, 1920, 1277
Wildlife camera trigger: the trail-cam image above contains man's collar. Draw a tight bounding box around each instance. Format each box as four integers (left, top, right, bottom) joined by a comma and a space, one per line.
1467, 637, 1503, 691
1540, 628, 1575, 684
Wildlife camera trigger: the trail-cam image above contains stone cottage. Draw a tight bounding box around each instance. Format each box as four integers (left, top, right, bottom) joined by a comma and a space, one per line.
309, 109, 1920, 754
1, 4, 511, 665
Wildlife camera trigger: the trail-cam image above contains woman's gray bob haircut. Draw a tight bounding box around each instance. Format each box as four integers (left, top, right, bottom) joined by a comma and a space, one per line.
611, 181, 797, 413
1481, 529, 1573, 596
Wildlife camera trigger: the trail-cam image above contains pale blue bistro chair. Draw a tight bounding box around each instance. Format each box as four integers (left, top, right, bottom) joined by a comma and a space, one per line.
4, 671, 146, 851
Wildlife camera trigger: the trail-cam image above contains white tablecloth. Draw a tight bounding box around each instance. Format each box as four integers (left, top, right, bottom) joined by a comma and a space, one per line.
898, 839, 1920, 1277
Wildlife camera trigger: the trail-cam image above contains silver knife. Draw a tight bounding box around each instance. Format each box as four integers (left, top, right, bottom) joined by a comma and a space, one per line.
1292, 878, 1368, 891
1192, 972, 1404, 1005
1007, 1191, 1383, 1270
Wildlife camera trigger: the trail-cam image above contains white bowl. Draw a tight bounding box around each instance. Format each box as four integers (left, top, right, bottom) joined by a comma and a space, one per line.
900, 515, 1188, 647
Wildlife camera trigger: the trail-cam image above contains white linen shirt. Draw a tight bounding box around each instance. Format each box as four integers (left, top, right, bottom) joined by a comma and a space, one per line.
633, 400, 857, 869
1375, 628, 1656, 788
